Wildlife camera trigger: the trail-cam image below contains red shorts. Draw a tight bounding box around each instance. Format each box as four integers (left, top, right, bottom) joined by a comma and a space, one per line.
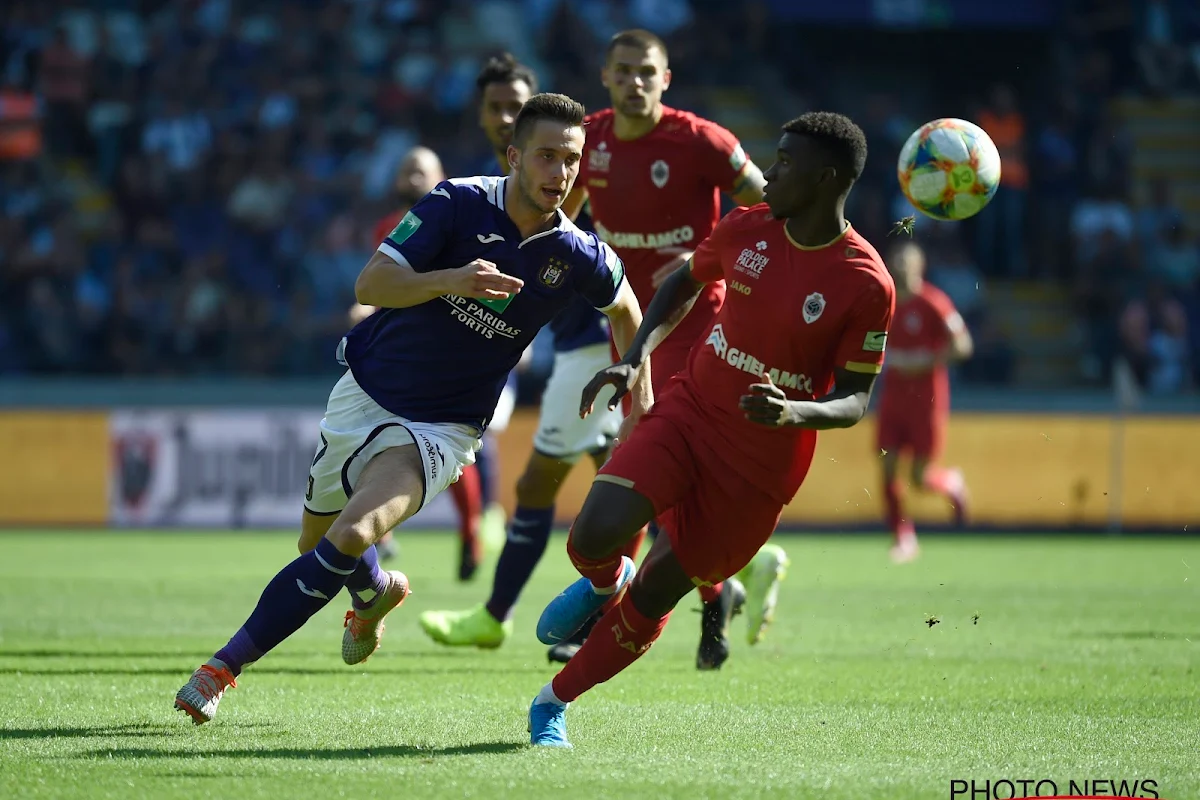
598, 397, 783, 588
876, 410, 946, 460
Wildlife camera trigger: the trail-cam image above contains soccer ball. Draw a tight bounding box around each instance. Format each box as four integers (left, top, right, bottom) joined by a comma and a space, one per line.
897, 118, 1001, 221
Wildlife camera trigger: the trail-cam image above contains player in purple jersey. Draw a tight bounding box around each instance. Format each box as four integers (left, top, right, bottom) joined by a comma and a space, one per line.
173, 93, 652, 726
419, 56, 624, 664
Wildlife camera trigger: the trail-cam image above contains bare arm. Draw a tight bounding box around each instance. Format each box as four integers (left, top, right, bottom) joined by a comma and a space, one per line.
562, 185, 589, 222
741, 368, 877, 430
355, 251, 524, 309
622, 263, 705, 369
601, 279, 653, 415
728, 161, 767, 207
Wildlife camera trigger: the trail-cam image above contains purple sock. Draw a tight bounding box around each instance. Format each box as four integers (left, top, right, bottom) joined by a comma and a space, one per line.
345, 544, 389, 610
214, 538, 358, 675
485, 505, 554, 622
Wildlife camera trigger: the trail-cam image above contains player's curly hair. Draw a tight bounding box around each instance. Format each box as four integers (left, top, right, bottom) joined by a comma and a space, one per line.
782, 112, 868, 182
512, 93, 586, 147
475, 53, 539, 95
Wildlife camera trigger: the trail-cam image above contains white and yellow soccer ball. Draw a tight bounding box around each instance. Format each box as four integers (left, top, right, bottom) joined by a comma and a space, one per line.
897, 118, 1002, 221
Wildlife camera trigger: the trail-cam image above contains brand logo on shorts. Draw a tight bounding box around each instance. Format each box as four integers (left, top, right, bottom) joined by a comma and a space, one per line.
421, 436, 443, 483
802, 292, 826, 324
705, 324, 813, 393
539, 257, 570, 289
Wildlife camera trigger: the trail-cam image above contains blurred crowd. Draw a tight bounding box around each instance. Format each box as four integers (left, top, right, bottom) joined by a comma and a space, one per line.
1, 0, 1198, 396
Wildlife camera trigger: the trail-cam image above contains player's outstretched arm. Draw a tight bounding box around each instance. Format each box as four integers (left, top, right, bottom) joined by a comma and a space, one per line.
623, 262, 706, 369
740, 369, 877, 430
595, 279, 653, 417
355, 251, 524, 309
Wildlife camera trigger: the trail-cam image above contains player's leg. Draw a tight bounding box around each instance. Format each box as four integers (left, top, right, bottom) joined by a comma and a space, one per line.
475, 374, 518, 555
878, 414, 917, 562
449, 463, 483, 580
530, 482, 783, 746
910, 416, 968, 528
737, 541, 791, 646
174, 444, 424, 724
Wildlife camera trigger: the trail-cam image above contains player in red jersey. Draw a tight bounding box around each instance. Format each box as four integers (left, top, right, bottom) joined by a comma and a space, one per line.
563, 29, 786, 669
876, 240, 973, 563
355, 146, 487, 578
527, 112, 895, 746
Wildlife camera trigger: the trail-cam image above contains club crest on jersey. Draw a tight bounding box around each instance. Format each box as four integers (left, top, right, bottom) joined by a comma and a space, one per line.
539, 257, 570, 289
650, 159, 669, 188
589, 142, 612, 172
802, 292, 826, 324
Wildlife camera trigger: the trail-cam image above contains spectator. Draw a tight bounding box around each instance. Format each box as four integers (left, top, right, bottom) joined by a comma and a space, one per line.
1119, 280, 1191, 394
976, 83, 1029, 276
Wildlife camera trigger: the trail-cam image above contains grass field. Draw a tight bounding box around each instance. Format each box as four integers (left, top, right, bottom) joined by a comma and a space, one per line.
0, 531, 1197, 800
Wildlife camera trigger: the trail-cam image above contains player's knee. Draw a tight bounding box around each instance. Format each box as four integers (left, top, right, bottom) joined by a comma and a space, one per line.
324, 516, 376, 558
911, 462, 929, 487
627, 563, 691, 619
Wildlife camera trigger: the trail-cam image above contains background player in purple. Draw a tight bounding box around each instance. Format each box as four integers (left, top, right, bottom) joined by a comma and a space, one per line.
419, 56, 625, 664
173, 94, 651, 726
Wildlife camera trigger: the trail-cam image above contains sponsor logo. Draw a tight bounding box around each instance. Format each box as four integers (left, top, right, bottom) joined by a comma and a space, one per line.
730, 280, 752, 295
589, 142, 612, 172
477, 233, 505, 244
735, 247, 769, 278
756, 240, 768, 251
705, 323, 813, 393
588, 178, 608, 188
441, 295, 522, 339
863, 331, 888, 352
539, 257, 570, 288
430, 187, 451, 199
802, 292, 826, 324
388, 211, 422, 244
651, 159, 669, 188
420, 435, 443, 483
595, 220, 695, 250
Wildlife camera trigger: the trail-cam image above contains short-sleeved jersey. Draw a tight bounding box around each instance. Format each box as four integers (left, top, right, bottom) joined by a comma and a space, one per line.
678, 205, 895, 504
878, 283, 962, 416
579, 106, 750, 344
342, 176, 628, 430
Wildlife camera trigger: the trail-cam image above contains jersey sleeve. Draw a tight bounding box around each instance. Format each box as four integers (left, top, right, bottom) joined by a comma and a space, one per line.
834, 270, 896, 375
574, 238, 628, 312
929, 289, 966, 337
376, 181, 457, 272
689, 208, 742, 282
695, 120, 750, 195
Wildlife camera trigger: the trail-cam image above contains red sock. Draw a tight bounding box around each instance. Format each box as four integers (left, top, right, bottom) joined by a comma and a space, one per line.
884, 478, 904, 537
697, 582, 724, 603
921, 466, 958, 497
566, 528, 626, 588
621, 526, 647, 562
551, 592, 671, 702
449, 465, 482, 558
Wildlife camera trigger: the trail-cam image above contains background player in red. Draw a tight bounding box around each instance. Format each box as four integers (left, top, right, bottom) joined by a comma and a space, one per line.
527, 112, 895, 747
563, 28, 787, 669
355, 146, 486, 577
876, 240, 974, 563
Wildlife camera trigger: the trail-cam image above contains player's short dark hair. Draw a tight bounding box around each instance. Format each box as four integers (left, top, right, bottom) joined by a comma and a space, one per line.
606, 29, 669, 63
512, 93, 586, 147
475, 52, 538, 95
782, 112, 868, 182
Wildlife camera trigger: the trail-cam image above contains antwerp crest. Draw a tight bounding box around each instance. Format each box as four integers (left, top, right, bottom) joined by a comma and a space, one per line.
651, 159, 669, 188
802, 292, 826, 324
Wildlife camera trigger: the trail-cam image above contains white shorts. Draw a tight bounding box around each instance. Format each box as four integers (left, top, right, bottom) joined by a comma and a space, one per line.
305, 371, 482, 516
490, 377, 517, 434
533, 343, 623, 461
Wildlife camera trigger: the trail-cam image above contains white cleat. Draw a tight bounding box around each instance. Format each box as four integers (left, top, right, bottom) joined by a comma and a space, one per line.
890, 524, 920, 564
742, 544, 790, 645
174, 662, 237, 725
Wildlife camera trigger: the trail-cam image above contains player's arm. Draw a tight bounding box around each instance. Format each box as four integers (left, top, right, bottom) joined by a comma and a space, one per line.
600, 279, 652, 416
700, 126, 766, 207
742, 368, 878, 430
622, 262, 706, 369
355, 183, 523, 308
728, 160, 766, 207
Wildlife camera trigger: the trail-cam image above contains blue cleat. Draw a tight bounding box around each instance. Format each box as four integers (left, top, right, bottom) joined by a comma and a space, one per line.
536, 556, 635, 645
529, 699, 572, 748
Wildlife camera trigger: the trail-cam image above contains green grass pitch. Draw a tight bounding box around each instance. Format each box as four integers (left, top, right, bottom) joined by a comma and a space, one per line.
0, 531, 1196, 799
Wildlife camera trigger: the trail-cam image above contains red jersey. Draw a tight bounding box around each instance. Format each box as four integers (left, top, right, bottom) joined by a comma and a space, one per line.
579, 106, 750, 346
878, 283, 962, 417
678, 206, 895, 504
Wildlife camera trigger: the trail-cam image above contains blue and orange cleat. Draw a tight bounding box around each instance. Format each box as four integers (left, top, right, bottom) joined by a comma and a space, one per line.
536, 556, 635, 645
528, 698, 572, 748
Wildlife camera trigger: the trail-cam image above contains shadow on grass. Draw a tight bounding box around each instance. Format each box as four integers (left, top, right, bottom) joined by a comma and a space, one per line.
0, 722, 268, 740
78, 741, 527, 760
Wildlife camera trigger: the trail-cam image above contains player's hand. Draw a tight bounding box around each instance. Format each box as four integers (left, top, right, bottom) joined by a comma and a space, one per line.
740, 372, 799, 428
650, 248, 694, 288
580, 360, 641, 419
448, 259, 524, 300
